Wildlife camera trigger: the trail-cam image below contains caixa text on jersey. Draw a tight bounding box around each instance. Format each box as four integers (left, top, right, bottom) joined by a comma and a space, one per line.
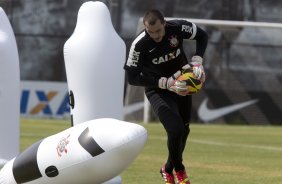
152, 48, 181, 64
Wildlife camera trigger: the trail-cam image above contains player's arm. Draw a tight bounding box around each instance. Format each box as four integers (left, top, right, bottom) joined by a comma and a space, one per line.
179, 20, 208, 82
125, 53, 184, 91
193, 26, 208, 57
124, 42, 158, 88
178, 20, 208, 57
124, 41, 176, 90
126, 70, 158, 87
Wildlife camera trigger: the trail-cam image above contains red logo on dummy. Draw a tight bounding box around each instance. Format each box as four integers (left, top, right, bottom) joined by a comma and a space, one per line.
57, 134, 70, 157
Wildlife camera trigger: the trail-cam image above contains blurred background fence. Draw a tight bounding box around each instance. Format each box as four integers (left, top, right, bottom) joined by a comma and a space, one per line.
1, 0, 281, 124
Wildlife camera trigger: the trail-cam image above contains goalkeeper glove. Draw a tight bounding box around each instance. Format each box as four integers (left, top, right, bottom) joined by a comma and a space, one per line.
158, 71, 188, 96
182, 55, 206, 83
158, 77, 167, 89
166, 70, 181, 92
158, 70, 181, 90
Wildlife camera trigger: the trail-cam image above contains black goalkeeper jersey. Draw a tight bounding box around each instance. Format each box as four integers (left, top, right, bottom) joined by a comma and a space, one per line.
124, 20, 203, 89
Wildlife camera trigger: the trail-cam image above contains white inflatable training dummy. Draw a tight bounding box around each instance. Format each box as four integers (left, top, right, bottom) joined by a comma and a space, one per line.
0, 118, 147, 184
64, 2, 128, 183
0, 7, 20, 167
64, 1, 126, 124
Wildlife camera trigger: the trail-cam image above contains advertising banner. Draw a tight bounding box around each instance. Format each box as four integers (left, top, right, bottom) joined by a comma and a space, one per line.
20, 81, 70, 119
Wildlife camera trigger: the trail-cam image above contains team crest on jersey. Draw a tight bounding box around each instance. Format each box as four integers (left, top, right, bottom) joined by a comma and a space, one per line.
169, 35, 178, 47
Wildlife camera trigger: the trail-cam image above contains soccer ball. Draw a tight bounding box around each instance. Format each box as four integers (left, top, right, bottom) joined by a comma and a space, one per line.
175, 67, 204, 95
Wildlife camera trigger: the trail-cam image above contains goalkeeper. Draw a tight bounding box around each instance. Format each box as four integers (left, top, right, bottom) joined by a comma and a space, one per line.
123, 9, 208, 184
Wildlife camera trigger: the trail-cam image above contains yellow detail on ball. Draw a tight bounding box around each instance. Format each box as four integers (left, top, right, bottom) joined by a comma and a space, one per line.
176, 68, 203, 95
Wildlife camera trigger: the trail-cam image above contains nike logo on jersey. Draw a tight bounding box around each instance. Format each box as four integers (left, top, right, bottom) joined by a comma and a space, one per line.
149, 47, 156, 53
198, 98, 259, 122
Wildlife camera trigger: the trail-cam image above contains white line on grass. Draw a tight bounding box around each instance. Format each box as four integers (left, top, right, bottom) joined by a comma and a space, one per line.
149, 136, 282, 152
190, 139, 282, 152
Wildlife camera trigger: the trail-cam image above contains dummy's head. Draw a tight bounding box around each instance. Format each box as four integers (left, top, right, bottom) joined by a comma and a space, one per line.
143, 9, 166, 43
75, 1, 112, 33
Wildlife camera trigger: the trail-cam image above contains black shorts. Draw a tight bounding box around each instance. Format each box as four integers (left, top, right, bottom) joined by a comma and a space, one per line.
145, 88, 192, 133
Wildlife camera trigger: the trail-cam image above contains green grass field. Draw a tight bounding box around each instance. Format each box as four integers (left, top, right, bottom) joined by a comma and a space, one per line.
21, 119, 282, 184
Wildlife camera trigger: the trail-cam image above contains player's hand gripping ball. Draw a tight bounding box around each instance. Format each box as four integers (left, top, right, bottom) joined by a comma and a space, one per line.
174, 67, 204, 95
